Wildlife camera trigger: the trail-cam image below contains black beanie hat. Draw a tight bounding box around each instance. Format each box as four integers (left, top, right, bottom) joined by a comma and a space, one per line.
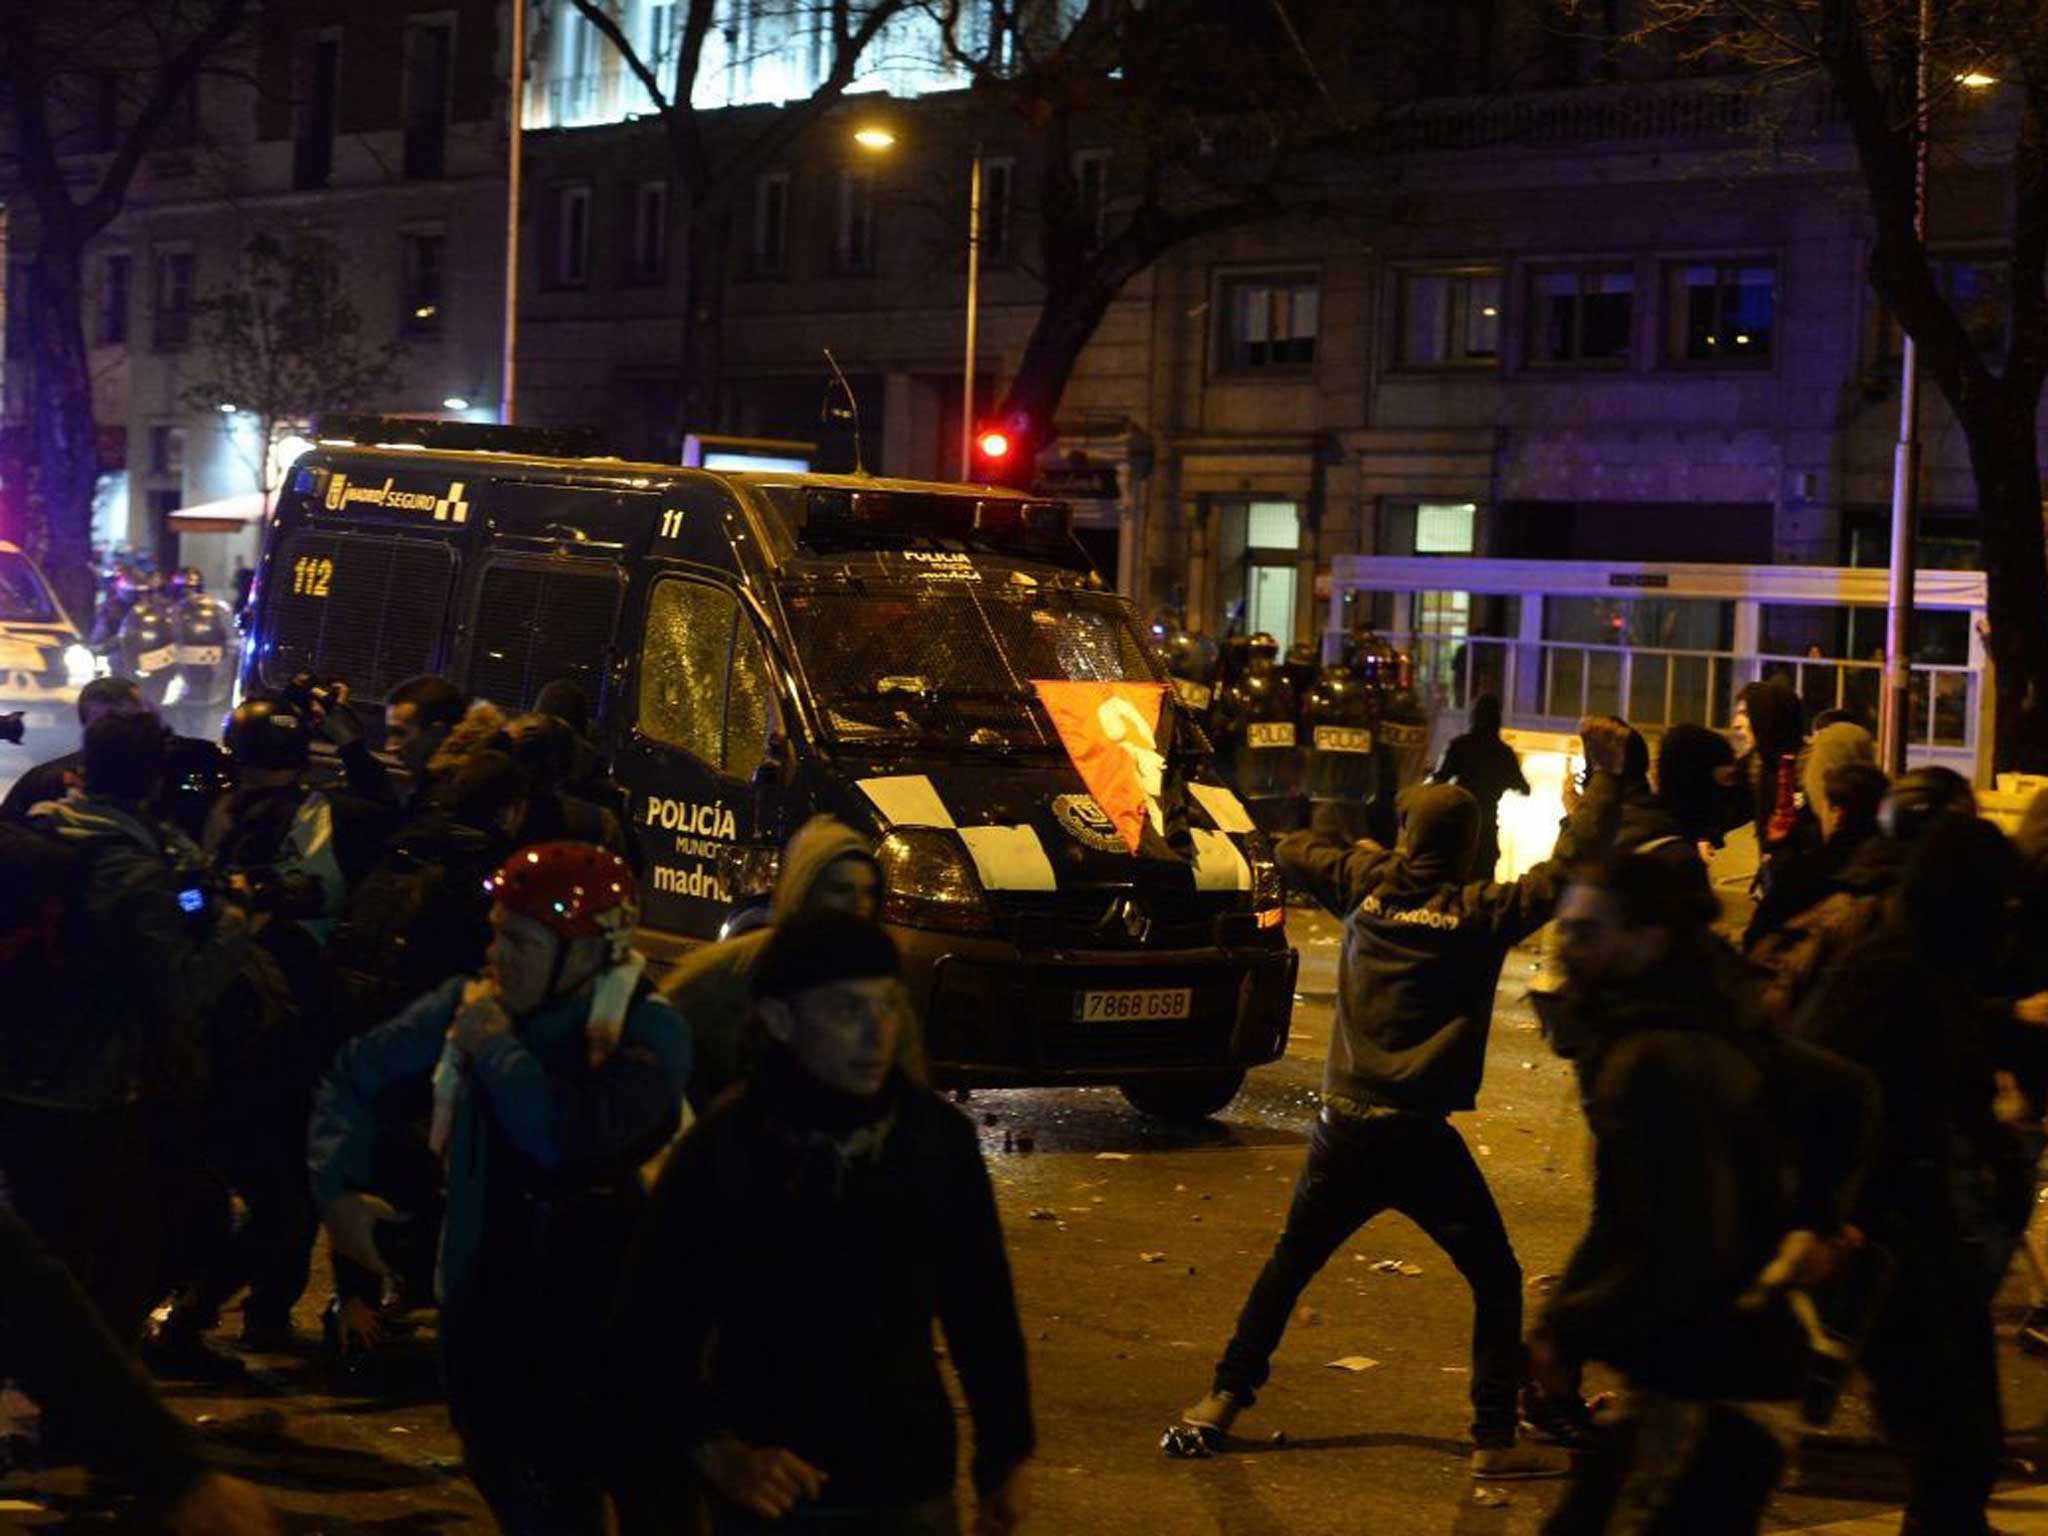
752, 909, 902, 1002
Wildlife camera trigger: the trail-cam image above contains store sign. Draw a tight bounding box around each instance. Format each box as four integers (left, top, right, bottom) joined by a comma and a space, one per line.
1032, 465, 1121, 501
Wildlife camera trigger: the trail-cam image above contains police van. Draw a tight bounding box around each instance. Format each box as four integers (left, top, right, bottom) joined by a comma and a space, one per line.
242, 421, 1296, 1118
0, 541, 94, 762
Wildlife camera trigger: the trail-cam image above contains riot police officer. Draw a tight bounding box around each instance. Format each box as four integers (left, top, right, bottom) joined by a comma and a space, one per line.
1302, 663, 1376, 845
1215, 634, 1304, 833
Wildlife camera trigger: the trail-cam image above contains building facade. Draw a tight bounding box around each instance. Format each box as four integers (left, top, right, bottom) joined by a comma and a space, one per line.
1, 0, 512, 590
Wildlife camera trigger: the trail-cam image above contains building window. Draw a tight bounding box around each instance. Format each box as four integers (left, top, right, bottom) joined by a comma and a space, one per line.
293, 33, 339, 192
97, 253, 131, 346
1219, 272, 1319, 372
1665, 259, 1775, 364
751, 173, 790, 276
646, 0, 678, 73
1073, 149, 1109, 247
401, 232, 445, 336
403, 20, 453, 181
833, 168, 874, 274
555, 185, 591, 286
152, 248, 193, 351
1396, 267, 1502, 367
1414, 501, 1477, 554
1878, 253, 2007, 366
1528, 265, 1633, 365
981, 157, 1014, 265
1240, 500, 1300, 641
626, 179, 668, 284
149, 425, 186, 475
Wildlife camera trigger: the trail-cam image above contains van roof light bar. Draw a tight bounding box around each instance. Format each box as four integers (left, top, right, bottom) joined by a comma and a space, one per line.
312, 414, 610, 459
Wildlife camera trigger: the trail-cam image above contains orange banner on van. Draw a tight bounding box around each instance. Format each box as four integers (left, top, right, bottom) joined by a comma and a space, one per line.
1032, 680, 1169, 855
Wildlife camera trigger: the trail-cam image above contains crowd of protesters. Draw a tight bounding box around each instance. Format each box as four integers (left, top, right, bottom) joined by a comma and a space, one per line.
12, 655, 2048, 1534
0, 672, 1032, 1534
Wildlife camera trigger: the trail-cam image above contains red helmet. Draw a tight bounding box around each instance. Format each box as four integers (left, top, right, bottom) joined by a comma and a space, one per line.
485, 842, 638, 956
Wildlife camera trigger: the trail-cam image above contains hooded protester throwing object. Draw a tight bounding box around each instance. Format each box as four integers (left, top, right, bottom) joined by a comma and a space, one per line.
613, 909, 1034, 1536
1177, 766, 1621, 1479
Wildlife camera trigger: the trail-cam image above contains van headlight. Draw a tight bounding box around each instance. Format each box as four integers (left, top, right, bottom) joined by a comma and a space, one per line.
64, 643, 97, 686
877, 828, 994, 935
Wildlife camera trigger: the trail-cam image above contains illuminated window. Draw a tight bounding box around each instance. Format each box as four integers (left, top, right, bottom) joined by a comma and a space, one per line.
1414, 502, 1477, 554
1665, 259, 1774, 364
1219, 273, 1319, 371
1528, 266, 1633, 365
1397, 268, 1502, 366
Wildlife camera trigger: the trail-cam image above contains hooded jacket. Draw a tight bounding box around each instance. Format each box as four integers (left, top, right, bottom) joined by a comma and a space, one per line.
660, 816, 893, 1111
1541, 939, 1876, 1400
21, 795, 251, 1109
1277, 779, 1613, 1117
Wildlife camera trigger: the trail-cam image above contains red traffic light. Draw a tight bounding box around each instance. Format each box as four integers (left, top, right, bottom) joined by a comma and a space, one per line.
975, 429, 1012, 462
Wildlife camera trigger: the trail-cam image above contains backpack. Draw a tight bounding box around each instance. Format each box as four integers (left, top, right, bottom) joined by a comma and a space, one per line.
326, 843, 489, 1034
0, 819, 83, 1012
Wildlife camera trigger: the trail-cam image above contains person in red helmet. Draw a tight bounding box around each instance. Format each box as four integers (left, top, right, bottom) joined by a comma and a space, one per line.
310, 841, 690, 1534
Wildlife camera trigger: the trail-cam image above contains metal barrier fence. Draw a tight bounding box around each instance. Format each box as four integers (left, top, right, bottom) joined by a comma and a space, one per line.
1403, 634, 1976, 754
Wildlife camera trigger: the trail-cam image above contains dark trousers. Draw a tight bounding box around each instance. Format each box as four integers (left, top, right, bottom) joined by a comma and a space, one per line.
1862, 1234, 2002, 1533
1543, 1396, 1782, 1536
174, 1107, 317, 1333
1214, 1108, 1526, 1446
442, 1301, 608, 1536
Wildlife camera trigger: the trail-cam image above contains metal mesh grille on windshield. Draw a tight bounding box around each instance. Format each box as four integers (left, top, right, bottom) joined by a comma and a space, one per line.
782, 581, 1154, 746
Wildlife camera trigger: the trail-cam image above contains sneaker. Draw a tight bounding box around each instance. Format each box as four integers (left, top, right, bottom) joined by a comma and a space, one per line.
1180, 1390, 1243, 1445
1471, 1440, 1570, 1480
1520, 1383, 1599, 1451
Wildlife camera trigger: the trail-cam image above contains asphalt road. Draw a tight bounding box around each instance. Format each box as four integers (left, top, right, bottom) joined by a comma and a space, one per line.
8, 900, 2048, 1532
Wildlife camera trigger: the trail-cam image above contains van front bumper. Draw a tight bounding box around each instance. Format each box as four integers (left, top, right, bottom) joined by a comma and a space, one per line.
894, 926, 1298, 1088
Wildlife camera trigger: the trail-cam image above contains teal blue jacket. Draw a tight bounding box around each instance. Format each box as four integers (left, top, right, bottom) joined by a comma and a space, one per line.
309, 974, 690, 1305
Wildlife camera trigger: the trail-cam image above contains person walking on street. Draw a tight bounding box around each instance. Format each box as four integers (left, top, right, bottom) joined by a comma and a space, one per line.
1533, 853, 1877, 1536
310, 842, 690, 1533
613, 909, 1033, 1535
1430, 693, 1530, 881
1177, 759, 1623, 1478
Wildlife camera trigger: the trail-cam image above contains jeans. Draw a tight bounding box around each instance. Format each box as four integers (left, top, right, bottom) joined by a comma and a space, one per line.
1543, 1396, 1782, 1536
1214, 1107, 1526, 1446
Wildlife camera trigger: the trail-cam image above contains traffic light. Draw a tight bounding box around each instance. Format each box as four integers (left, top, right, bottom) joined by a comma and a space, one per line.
975, 428, 1013, 465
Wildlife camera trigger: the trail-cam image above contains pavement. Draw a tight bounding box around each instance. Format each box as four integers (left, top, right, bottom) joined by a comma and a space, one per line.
7, 830, 2048, 1530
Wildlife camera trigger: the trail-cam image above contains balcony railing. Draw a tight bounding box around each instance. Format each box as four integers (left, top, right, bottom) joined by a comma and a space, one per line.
1383, 76, 1835, 154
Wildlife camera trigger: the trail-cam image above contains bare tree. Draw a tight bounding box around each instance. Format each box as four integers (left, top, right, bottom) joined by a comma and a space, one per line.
1604, 0, 2048, 767
922, 0, 1386, 480
556, 0, 918, 447
0, 0, 250, 608
180, 232, 405, 502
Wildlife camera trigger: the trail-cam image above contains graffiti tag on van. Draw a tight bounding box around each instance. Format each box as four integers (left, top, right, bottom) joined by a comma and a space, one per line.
321, 473, 470, 523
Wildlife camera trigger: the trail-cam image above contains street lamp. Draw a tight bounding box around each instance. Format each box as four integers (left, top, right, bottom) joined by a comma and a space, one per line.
856, 123, 984, 481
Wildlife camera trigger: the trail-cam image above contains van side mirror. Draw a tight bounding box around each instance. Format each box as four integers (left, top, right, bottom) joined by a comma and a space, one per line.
751, 732, 798, 834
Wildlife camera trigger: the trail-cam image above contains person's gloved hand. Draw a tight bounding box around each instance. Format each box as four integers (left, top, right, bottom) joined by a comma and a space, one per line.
323, 1192, 405, 1278
316, 697, 366, 750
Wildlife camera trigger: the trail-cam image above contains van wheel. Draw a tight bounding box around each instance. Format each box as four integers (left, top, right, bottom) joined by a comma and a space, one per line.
1118, 1072, 1246, 1122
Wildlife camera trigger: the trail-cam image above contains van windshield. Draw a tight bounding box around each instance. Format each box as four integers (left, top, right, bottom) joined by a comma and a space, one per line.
0, 552, 59, 624
780, 579, 1158, 750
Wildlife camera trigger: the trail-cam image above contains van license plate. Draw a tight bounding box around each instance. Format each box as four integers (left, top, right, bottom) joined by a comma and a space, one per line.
1074, 987, 1192, 1023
